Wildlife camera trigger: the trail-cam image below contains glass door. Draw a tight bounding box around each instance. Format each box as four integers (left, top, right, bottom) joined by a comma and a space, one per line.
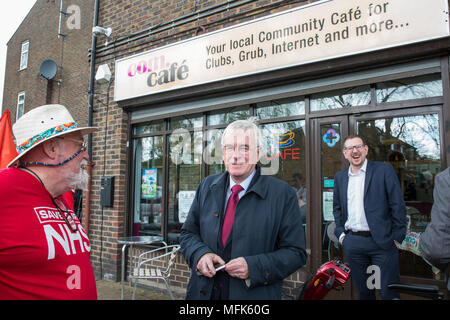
310, 106, 445, 298
310, 115, 351, 299
351, 106, 445, 284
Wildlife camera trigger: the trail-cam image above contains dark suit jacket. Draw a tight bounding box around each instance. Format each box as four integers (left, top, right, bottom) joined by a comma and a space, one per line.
420, 167, 450, 272
333, 160, 407, 250
180, 167, 307, 300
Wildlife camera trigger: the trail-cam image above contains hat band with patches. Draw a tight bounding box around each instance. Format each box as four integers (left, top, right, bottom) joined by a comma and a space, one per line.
17, 121, 78, 154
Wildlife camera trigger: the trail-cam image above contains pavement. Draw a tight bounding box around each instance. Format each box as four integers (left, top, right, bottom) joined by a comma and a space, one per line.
96, 279, 299, 300
96, 279, 183, 300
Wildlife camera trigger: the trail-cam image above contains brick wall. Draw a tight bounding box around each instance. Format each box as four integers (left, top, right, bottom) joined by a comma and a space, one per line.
2, 0, 93, 127
91, 0, 316, 296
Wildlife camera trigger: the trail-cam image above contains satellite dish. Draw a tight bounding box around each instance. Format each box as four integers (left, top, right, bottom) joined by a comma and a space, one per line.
39, 59, 58, 80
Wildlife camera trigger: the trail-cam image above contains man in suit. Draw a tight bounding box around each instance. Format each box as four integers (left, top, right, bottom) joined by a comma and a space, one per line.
180, 118, 306, 300
333, 135, 407, 300
420, 167, 450, 290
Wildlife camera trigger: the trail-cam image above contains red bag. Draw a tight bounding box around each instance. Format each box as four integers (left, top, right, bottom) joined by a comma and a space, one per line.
299, 260, 351, 300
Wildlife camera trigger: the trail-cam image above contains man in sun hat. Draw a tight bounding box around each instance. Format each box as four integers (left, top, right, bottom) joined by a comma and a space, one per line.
0, 104, 98, 300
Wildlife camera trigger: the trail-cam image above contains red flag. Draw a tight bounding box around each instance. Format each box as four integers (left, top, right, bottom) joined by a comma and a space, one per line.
0, 110, 18, 168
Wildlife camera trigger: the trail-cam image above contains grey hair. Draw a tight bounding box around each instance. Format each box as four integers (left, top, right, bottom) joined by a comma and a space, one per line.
221, 117, 263, 149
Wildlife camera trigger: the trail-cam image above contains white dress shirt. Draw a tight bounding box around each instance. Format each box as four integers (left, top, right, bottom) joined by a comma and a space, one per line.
226, 169, 256, 205
339, 159, 370, 242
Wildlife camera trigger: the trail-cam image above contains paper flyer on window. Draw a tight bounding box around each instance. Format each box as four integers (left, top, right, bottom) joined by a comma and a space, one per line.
178, 191, 196, 223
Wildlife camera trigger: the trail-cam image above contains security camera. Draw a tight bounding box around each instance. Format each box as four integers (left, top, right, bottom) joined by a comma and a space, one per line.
92, 26, 112, 37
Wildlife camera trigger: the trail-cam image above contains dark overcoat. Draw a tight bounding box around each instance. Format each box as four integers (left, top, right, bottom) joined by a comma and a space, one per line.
420, 167, 450, 272
180, 168, 307, 300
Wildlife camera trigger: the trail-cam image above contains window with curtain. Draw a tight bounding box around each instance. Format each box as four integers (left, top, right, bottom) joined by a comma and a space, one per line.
20, 41, 29, 71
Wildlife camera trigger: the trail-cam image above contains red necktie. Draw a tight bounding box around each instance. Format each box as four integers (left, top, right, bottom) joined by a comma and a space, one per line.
222, 184, 243, 246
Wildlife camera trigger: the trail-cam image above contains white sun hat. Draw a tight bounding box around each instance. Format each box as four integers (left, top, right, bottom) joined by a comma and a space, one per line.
8, 104, 98, 168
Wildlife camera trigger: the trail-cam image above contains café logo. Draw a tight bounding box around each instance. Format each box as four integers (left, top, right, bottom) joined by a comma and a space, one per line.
264, 129, 300, 161
126, 55, 190, 88
277, 129, 295, 148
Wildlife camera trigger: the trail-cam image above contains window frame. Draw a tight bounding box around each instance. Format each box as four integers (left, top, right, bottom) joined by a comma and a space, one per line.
19, 41, 29, 71
16, 91, 25, 121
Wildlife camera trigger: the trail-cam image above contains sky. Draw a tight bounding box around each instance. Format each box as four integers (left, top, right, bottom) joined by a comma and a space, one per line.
0, 0, 37, 113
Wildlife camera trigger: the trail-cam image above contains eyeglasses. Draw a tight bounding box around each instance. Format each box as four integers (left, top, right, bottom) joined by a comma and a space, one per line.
343, 144, 365, 151
57, 137, 87, 152
52, 197, 78, 232
65, 138, 87, 152
222, 145, 251, 154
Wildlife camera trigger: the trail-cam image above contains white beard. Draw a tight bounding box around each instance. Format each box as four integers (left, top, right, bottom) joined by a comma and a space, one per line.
69, 161, 89, 191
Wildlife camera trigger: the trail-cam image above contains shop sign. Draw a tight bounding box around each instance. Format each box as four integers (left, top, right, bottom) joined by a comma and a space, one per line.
115, 0, 449, 101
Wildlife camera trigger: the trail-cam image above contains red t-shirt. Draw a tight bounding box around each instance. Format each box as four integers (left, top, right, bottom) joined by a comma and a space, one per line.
0, 168, 97, 300
61, 190, 75, 211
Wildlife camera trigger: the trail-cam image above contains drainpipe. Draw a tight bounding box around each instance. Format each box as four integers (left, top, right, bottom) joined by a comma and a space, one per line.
84, 0, 99, 234
58, 0, 64, 39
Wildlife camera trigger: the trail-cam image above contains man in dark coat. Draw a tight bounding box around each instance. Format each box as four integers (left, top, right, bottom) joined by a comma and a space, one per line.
180, 118, 307, 300
420, 167, 450, 290
333, 135, 407, 300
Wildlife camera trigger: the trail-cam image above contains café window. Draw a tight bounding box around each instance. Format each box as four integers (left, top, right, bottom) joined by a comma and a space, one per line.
134, 119, 164, 135
260, 119, 307, 235
358, 112, 442, 280
310, 85, 371, 112
205, 128, 225, 176
131, 96, 308, 244
207, 105, 250, 126
256, 98, 305, 118
376, 74, 442, 103
168, 114, 203, 244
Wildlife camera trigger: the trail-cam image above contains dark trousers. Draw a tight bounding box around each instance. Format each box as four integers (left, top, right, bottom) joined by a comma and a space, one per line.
211, 236, 232, 300
343, 234, 400, 300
